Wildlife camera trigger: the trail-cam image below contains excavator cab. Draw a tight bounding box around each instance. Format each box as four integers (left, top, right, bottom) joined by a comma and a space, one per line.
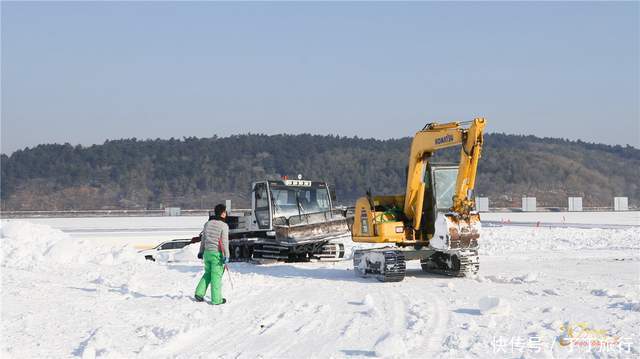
351, 163, 462, 244
421, 163, 459, 239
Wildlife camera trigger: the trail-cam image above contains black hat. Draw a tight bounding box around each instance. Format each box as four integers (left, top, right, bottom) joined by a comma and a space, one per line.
210, 203, 227, 220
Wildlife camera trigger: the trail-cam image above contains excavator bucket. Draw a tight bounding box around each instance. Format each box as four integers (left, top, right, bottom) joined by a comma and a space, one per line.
430, 212, 481, 250
418, 211, 480, 276
273, 209, 351, 244
443, 213, 481, 249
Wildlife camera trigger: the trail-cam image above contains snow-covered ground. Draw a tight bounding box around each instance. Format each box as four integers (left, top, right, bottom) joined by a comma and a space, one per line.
12, 216, 206, 249
1, 214, 639, 358
14, 211, 640, 249
481, 211, 639, 227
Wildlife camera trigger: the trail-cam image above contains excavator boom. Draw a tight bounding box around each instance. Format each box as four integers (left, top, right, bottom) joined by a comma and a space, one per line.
404, 118, 485, 231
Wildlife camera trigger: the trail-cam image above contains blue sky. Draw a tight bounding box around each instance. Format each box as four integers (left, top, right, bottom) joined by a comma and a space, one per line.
1, 2, 638, 154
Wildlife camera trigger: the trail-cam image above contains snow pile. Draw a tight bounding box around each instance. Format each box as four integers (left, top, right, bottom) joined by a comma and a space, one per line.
480, 227, 639, 255
44, 238, 143, 266
482, 272, 539, 284
363, 294, 375, 307
478, 296, 511, 315
1, 221, 144, 268
1, 220, 69, 269
361, 294, 376, 315
98, 244, 144, 265
512, 272, 538, 283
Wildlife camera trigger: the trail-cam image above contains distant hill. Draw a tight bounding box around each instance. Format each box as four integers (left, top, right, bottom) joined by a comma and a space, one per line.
1, 133, 638, 211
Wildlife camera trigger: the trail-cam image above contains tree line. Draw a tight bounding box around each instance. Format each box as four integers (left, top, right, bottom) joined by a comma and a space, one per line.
1, 133, 637, 210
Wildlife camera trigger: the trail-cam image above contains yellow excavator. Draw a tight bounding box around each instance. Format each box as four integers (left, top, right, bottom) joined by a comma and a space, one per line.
351, 118, 486, 281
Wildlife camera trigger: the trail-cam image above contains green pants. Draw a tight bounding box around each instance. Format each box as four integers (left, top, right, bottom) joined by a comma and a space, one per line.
195, 250, 224, 304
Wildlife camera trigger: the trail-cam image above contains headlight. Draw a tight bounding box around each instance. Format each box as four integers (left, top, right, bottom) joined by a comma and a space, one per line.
395, 226, 404, 233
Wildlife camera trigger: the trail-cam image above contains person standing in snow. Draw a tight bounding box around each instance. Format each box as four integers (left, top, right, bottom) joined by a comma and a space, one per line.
195, 204, 230, 305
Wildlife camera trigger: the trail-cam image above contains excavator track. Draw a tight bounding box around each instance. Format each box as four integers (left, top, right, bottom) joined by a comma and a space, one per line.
353, 248, 406, 282
420, 249, 479, 277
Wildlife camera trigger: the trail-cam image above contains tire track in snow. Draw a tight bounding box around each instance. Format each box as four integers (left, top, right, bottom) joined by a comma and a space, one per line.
176, 288, 340, 358
143, 282, 296, 358
423, 294, 449, 355
400, 286, 450, 356
349, 288, 410, 357
142, 326, 214, 358
377, 289, 409, 337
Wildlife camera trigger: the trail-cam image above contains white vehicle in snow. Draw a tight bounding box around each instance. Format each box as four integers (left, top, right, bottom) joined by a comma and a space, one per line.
139, 238, 193, 262
227, 177, 351, 262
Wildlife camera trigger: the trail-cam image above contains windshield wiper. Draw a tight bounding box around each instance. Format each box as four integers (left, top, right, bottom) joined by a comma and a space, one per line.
295, 191, 304, 217
269, 189, 281, 214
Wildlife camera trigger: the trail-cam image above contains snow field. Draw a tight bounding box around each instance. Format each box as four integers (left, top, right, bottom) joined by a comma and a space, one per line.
480, 226, 639, 255
1, 219, 639, 358
481, 210, 639, 226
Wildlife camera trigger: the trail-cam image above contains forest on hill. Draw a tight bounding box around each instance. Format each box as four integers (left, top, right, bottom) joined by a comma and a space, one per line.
1, 133, 638, 211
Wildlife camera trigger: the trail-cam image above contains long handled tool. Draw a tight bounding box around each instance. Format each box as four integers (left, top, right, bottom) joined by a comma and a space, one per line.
219, 237, 235, 290
224, 263, 234, 290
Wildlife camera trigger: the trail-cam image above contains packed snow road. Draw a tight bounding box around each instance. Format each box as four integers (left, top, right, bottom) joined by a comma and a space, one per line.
1, 216, 639, 358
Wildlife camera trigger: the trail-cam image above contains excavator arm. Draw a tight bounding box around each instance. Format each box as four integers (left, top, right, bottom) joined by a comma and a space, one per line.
404, 118, 485, 231
453, 118, 485, 213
